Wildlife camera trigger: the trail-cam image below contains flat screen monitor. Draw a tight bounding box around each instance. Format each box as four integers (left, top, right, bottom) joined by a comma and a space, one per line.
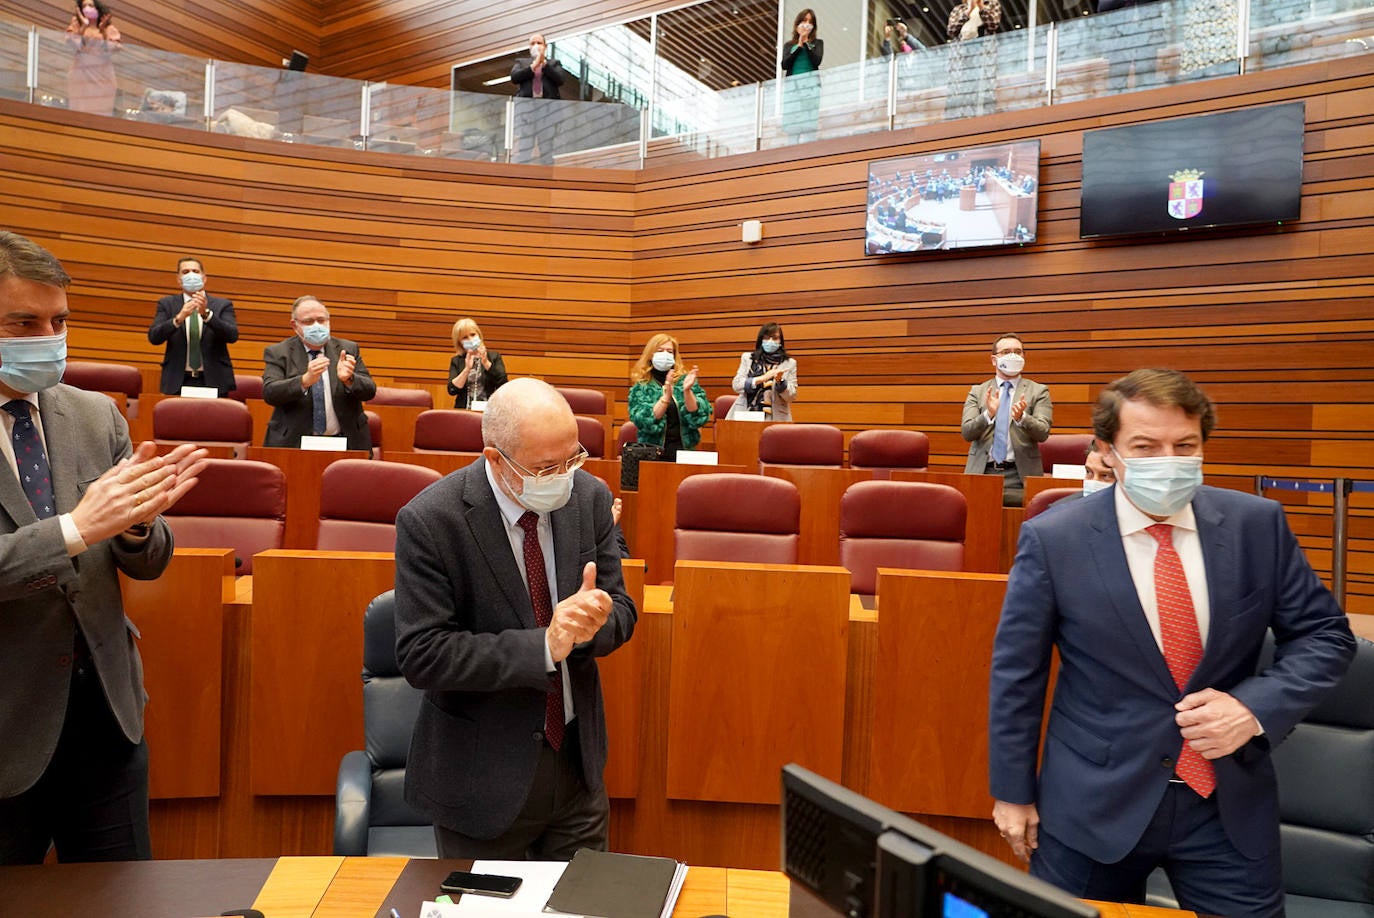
865, 140, 1041, 255
782, 765, 1099, 918
1080, 101, 1304, 238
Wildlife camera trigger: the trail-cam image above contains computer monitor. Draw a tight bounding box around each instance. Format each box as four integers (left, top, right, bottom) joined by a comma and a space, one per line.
782, 765, 1099, 918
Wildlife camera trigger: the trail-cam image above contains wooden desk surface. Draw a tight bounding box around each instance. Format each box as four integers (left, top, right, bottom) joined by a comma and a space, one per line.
0, 856, 1196, 918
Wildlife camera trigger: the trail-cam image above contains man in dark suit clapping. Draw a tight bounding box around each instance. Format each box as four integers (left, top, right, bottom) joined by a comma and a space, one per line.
395, 378, 636, 858
261, 295, 374, 451
147, 256, 238, 396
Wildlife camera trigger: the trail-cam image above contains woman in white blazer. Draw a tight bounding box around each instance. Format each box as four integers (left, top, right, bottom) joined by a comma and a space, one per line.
727, 322, 799, 421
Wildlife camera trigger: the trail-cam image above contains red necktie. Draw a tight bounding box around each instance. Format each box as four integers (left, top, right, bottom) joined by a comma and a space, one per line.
517, 511, 564, 751
1146, 523, 1216, 798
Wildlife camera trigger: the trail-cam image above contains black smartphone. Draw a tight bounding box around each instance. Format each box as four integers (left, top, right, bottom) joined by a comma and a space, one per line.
440, 871, 524, 898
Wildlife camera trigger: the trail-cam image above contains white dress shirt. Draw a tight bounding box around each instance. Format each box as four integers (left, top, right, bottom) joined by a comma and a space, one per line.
484, 460, 574, 724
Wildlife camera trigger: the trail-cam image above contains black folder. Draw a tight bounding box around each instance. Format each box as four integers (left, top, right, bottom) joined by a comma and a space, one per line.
543, 849, 683, 918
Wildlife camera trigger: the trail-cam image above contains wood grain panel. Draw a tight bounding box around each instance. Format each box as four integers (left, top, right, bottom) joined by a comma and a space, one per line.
867, 570, 1008, 817
666, 562, 850, 804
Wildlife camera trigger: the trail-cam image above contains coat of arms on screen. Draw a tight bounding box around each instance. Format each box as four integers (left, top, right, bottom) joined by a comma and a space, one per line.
1167, 169, 1205, 220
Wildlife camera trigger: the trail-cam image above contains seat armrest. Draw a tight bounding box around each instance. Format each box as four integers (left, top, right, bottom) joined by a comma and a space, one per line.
334, 749, 374, 855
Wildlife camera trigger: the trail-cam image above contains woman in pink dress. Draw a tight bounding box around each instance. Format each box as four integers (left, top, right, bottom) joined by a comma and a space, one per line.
65, 0, 122, 116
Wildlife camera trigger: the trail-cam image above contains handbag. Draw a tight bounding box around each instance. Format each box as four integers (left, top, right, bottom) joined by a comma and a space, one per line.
620, 441, 664, 491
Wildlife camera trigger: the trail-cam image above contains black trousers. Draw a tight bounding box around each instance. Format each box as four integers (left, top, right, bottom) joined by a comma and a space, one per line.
433, 722, 608, 860
0, 660, 152, 864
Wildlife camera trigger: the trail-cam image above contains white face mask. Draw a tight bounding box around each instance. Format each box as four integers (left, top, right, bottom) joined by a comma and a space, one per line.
996, 353, 1025, 376
1113, 448, 1203, 517
651, 351, 676, 373
0, 330, 68, 393
1082, 478, 1111, 496
514, 470, 574, 514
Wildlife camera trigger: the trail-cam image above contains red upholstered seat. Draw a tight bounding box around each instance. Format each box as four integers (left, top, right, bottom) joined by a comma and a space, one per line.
576, 415, 606, 458
714, 394, 738, 421
618, 421, 638, 449
839, 480, 966, 595
316, 459, 442, 551
675, 473, 800, 566
1038, 434, 1095, 473
63, 361, 142, 398
555, 387, 608, 415
412, 409, 484, 453
153, 397, 252, 456
163, 458, 285, 575
228, 374, 264, 401
63, 360, 143, 417
758, 423, 844, 469
370, 386, 433, 408
1025, 487, 1081, 520
848, 429, 930, 471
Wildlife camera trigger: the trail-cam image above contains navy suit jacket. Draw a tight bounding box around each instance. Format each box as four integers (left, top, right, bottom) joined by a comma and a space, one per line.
394, 459, 636, 839
148, 293, 238, 394
989, 485, 1354, 863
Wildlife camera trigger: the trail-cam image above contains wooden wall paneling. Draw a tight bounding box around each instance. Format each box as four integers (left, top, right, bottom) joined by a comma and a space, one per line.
0, 1, 323, 74
867, 569, 1009, 818
665, 562, 850, 804
121, 548, 236, 799
249, 550, 396, 796
602, 559, 646, 798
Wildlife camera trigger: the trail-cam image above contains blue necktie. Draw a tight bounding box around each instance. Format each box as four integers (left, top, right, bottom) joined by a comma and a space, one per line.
4, 400, 56, 519
308, 349, 327, 435
990, 380, 1013, 465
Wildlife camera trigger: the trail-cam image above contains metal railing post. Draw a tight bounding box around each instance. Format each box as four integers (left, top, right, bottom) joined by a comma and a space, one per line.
1237, 0, 1253, 74
886, 54, 898, 131
26, 26, 38, 105
753, 82, 764, 153
504, 97, 515, 163
1332, 478, 1350, 607
1046, 24, 1059, 106
203, 60, 215, 130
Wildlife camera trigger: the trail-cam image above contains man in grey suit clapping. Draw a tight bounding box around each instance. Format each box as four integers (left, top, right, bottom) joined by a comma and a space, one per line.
962, 332, 1054, 506
0, 232, 207, 864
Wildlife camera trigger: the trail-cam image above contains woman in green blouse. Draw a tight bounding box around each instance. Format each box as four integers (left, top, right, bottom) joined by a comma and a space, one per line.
627, 333, 710, 461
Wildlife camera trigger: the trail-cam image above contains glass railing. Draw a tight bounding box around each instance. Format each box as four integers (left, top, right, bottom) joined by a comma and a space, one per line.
3, 1, 1371, 170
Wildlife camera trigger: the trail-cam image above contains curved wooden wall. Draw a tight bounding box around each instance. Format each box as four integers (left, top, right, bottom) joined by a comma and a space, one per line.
0, 2, 322, 71
2, 57, 1371, 617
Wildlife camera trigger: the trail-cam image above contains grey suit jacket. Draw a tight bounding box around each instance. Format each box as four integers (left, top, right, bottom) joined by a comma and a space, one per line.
0, 385, 174, 798
961, 376, 1053, 479
727, 353, 799, 421
261, 335, 376, 451
394, 459, 636, 839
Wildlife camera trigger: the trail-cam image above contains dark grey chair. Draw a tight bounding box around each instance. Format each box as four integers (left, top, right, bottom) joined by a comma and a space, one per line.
333, 590, 436, 857
1149, 635, 1374, 916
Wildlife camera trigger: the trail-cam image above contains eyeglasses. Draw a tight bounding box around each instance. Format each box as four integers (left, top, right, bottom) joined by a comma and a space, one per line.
496, 444, 589, 480
994, 347, 1024, 356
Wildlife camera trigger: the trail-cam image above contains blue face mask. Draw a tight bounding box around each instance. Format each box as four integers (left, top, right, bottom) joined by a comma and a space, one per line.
180, 272, 204, 294
1112, 448, 1203, 517
462, 336, 482, 352
301, 323, 330, 348
762, 339, 781, 354
651, 351, 676, 373
0, 330, 68, 394
1082, 478, 1111, 497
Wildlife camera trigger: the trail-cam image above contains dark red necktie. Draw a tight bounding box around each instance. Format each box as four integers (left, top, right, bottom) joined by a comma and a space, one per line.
1146, 523, 1215, 798
517, 510, 564, 751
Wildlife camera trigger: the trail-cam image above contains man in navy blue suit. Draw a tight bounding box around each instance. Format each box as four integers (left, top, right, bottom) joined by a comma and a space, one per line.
989, 368, 1354, 918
